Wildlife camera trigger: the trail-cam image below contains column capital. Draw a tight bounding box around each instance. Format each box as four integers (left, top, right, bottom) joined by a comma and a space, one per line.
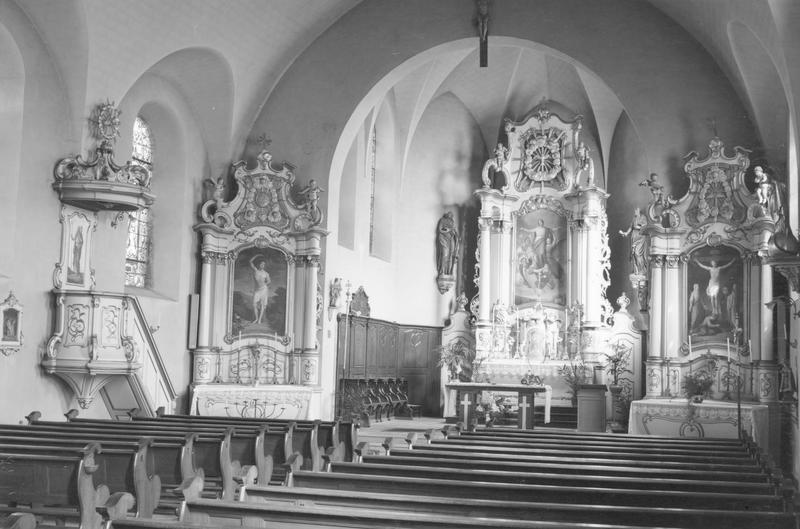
649, 255, 665, 268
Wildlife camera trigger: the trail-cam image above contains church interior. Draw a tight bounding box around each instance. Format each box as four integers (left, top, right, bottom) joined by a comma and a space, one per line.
2, 0, 800, 527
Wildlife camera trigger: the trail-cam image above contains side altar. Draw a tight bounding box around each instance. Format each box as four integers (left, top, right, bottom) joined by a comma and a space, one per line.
190, 148, 327, 419
627, 136, 791, 455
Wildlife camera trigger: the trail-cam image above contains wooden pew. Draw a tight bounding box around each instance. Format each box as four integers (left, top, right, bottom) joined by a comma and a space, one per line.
174, 498, 679, 529
425, 435, 755, 459
0, 433, 166, 518
286, 470, 786, 511
414, 438, 758, 465
238, 484, 797, 529
0, 442, 133, 529
142, 413, 357, 462
0, 513, 35, 529
25, 415, 295, 493
16, 419, 247, 501
327, 460, 774, 494
361, 452, 771, 483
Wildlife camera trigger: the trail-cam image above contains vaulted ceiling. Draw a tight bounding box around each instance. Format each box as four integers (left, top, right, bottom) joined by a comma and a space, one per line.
12, 0, 794, 175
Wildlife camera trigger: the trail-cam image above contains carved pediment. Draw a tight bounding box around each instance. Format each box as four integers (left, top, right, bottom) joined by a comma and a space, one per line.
504, 104, 584, 193
199, 149, 324, 234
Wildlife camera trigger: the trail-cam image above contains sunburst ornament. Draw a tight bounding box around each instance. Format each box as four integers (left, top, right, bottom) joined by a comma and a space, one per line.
91, 100, 122, 143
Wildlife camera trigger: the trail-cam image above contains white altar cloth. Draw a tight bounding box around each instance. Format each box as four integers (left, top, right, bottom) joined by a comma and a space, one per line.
190, 384, 313, 419
628, 398, 769, 448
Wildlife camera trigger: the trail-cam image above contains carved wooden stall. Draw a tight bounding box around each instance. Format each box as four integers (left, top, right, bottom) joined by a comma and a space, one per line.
191, 149, 327, 419
335, 295, 442, 417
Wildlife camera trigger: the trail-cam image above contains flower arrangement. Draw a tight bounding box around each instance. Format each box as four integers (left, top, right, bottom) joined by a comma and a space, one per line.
684, 371, 714, 401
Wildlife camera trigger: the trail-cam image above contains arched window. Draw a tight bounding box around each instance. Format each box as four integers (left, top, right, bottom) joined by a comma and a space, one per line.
125, 116, 154, 288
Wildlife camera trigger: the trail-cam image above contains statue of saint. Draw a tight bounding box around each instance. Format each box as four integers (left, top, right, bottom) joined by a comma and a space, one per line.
619, 207, 648, 277
436, 211, 459, 276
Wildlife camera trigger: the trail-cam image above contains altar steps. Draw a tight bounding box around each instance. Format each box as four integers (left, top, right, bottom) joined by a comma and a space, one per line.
534, 405, 577, 429
491, 406, 578, 429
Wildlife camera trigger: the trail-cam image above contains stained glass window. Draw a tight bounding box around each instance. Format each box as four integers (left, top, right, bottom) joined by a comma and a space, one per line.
126, 117, 153, 288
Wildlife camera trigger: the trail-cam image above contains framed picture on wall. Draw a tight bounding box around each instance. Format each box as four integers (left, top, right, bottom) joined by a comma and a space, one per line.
687, 244, 743, 344
230, 246, 288, 337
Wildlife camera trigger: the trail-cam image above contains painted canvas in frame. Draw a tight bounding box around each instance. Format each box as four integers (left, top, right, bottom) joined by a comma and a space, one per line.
514, 208, 567, 307
687, 244, 743, 343
59, 206, 96, 289
231, 247, 287, 336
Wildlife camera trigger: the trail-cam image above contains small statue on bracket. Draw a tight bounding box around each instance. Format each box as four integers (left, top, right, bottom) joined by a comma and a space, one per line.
298, 179, 324, 222
481, 143, 510, 191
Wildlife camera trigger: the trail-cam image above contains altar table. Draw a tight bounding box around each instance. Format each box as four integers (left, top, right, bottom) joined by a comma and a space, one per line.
190, 384, 314, 420
446, 382, 551, 429
628, 398, 769, 448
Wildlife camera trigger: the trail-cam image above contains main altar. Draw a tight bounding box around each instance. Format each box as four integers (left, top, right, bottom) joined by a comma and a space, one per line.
448, 103, 642, 407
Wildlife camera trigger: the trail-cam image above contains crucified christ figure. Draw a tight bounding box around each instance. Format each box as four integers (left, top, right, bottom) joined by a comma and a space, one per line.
693, 257, 734, 317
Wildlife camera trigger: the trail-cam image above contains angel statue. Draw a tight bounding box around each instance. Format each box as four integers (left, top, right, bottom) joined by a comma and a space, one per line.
481, 143, 510, 191
298, 179, 324, 221
639, 173, 665, 206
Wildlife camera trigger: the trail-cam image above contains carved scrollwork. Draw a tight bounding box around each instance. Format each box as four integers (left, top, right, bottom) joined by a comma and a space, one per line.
664, 255, 681, 268
121, 336, 137, 361
514, 194, 571, 220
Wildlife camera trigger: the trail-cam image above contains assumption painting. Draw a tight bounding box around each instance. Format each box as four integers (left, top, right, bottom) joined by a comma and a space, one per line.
514, 209, 567, 306
231, 247, 287, 336
687, 245, 743, 343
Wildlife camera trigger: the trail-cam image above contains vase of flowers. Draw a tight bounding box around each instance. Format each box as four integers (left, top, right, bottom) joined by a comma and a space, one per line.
436, 341, 473, 382
684, 371, 714, 402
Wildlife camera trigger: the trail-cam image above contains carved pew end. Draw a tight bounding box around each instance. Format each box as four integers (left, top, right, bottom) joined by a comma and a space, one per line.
282, 453, 304, 487
24, 411, 41, 424
381, 437, 393, 456
175, 473, 205, 502
405, 432, 418, 449
354, 442, 370, 463
64, 409, 80, 421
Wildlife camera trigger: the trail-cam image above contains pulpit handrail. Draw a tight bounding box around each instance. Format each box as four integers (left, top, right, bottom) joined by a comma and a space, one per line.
124, 294, 177, 402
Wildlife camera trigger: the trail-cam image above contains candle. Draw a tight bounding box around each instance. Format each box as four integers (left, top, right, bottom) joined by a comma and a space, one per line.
688, 335, 692, 351
749, 339, 752, 352
727, 338, 730, 360
239, 331, 242, 342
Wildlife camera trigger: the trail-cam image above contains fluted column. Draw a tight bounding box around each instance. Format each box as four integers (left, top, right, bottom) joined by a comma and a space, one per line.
498, 222, 513, 305
304, 256, 320, 351
478, 218, 492, 323
197, 251, 214, 348
649, 255, 665, 358
645, 255, 664, 398
662, 255, 682, 358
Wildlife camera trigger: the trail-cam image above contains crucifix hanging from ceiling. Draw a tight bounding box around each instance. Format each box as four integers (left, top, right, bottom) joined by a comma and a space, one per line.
476, 0, 489, 67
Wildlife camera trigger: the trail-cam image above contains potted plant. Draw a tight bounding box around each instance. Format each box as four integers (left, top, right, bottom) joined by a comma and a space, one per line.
684, 371, 714, 403
436, 341, 473, 382
558, 360, 588, 407
603, 343, 634, 428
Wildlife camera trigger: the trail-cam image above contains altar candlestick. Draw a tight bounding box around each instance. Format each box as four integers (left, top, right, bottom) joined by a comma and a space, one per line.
749, 339, 752, 353
239, 331, 241, 342
727, 338, 730, 361
688, 335, 692, 351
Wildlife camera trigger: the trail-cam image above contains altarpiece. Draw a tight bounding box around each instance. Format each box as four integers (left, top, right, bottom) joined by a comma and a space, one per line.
630, 137, 785, 451
190, 149, 327, 419
468, 104, 630, 404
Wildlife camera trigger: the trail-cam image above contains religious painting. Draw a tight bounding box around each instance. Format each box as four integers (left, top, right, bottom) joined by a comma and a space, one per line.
58, 206, 96, 289
231, 247, 288, 337
687, 245, 743, 343
514, 209, 567, 306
